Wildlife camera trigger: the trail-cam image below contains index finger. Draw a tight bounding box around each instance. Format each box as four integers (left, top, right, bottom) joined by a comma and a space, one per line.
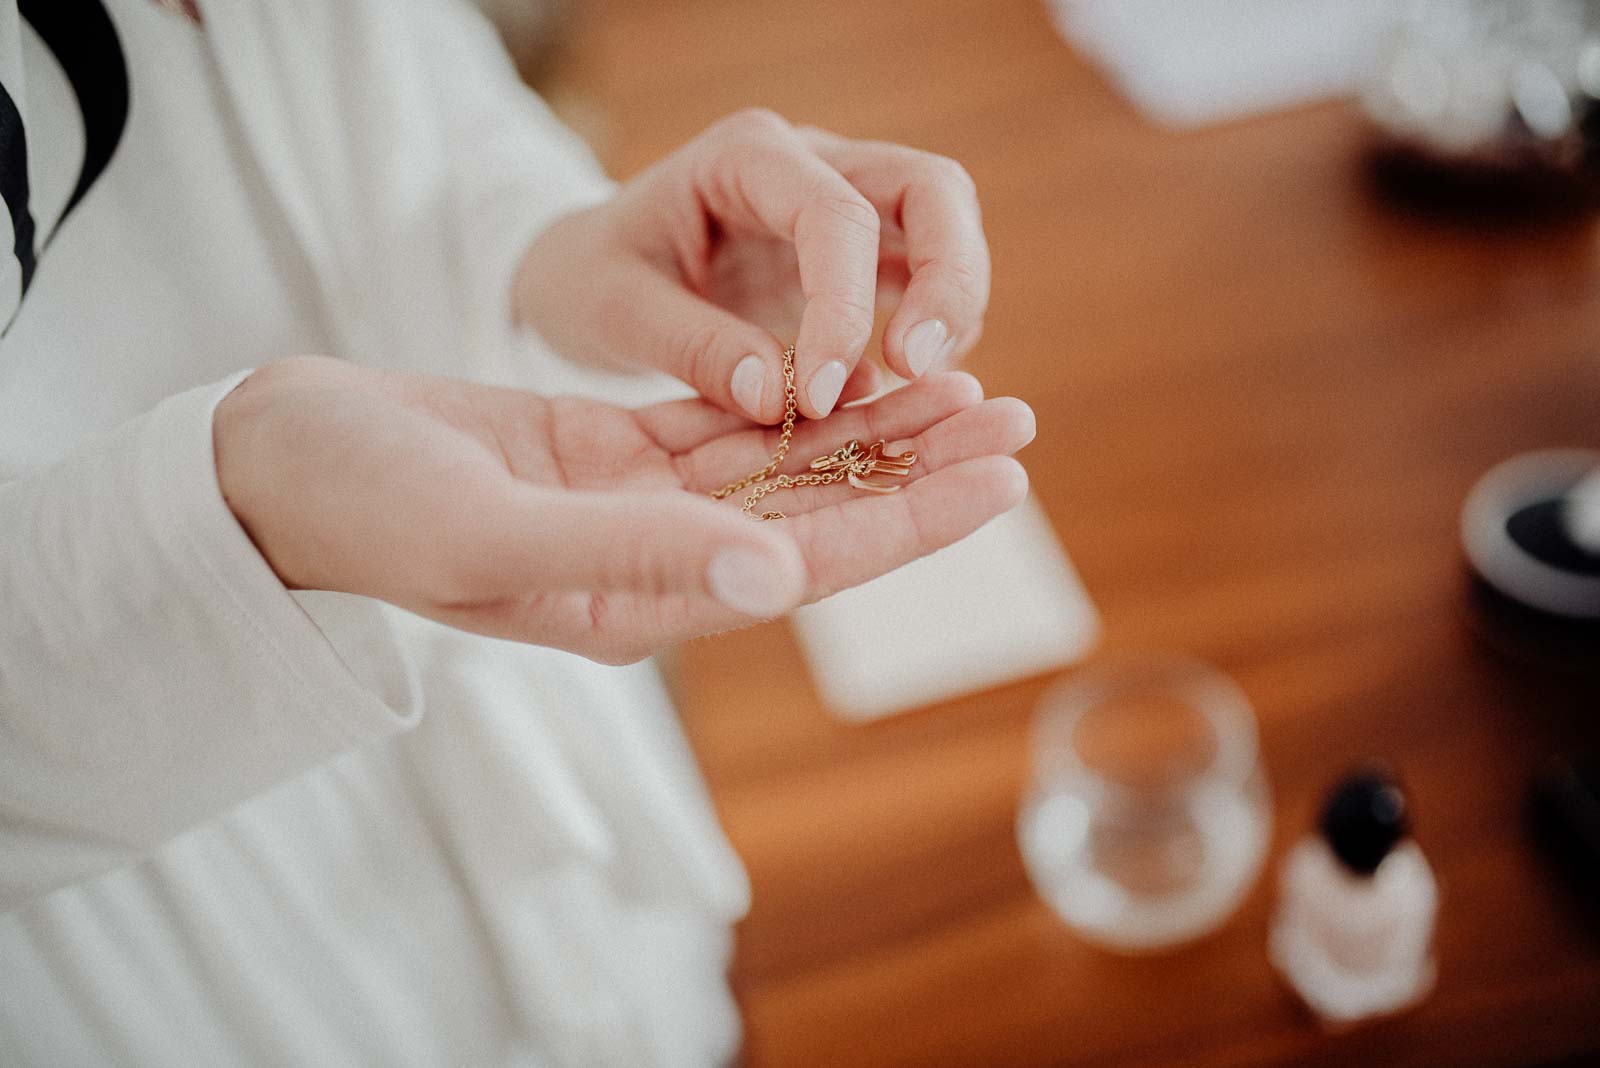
693, 110, 882, 418
803, 130, 991, 380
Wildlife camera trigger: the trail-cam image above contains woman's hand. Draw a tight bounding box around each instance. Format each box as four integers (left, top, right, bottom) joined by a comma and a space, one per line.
215, 356, 1032, 664
516, 110, 990, 424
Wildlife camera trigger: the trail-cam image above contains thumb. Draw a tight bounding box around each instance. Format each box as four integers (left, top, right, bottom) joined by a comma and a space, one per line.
467, 485, 807, 618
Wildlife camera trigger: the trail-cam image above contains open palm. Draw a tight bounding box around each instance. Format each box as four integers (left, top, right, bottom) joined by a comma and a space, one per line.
217, 356, 1033, 664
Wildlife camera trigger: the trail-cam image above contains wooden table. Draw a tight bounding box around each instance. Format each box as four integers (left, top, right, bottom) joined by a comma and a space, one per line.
551, 2, 1600, 1063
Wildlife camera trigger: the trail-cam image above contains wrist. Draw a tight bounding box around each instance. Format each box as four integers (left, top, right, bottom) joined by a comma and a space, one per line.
211, 358, 328, 592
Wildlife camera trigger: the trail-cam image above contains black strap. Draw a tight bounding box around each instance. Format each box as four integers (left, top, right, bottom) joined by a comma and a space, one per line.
20, 0, 130, 229
0, 81, 38, 297
2, 0, 129, 332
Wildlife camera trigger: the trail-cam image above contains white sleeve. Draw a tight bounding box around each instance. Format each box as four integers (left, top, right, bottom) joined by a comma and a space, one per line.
0, 374, 420, 912
1, 0, 607, 911
200, 0, 616, 381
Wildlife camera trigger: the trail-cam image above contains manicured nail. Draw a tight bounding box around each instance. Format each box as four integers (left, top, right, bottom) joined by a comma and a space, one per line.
730, 354, 766, 420
904, 319, 954, 377
807, 360, 848, 416
708, 547, 791, 617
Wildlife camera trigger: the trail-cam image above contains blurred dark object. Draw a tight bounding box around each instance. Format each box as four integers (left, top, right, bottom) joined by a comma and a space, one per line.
1321, 769, 1411, 876
1364, 0, 1600, 219
1368, 144, 1596, 221
1461, 450, 1600, 618
1532, 755, 1600, 896
1462, 450, 1600, 676
1466, 575, 1600, 679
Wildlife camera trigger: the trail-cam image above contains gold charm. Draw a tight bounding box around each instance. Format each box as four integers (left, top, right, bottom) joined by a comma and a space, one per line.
809, 439, 918, 493
708, 346, 918, 520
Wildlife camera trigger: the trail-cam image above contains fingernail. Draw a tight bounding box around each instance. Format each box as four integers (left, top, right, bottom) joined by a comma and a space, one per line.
707, 547, 791, 618
807, 360, 848, 416
730, 354, 766, 420
905, 319, 954, 377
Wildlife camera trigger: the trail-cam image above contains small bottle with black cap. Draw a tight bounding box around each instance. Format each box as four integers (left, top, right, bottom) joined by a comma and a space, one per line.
1268, 769, 1439, 1026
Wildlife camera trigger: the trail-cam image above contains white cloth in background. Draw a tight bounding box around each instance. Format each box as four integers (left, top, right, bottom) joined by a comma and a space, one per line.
0, 0, 744, 1064
1047, 0, 1401, 128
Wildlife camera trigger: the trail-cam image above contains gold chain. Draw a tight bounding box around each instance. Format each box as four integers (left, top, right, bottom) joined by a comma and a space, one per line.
710, 346, 800, 502
739, 470, 847, 521
708, 345, 917, 521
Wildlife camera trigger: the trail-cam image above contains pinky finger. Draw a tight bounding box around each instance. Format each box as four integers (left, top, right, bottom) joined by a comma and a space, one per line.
588, 455, 1029, 652
787, 454, 1028, 600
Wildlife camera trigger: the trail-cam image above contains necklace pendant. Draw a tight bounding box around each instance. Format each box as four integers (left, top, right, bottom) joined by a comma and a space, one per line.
813, 439, 917, 494
809, 439, 868, 474
860, 439, 917, 479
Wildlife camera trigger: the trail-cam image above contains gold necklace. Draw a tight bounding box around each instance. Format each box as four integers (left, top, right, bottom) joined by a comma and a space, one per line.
710, 346, 918, 520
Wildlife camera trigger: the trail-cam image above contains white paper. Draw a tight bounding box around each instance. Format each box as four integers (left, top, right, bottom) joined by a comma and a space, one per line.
790, 495, 1101, 721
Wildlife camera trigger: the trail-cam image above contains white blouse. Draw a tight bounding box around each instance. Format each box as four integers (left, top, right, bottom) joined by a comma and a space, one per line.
0, 1, 748, 1063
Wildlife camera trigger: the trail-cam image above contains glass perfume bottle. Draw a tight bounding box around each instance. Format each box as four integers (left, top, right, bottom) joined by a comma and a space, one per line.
1269, 770, 1439, 1026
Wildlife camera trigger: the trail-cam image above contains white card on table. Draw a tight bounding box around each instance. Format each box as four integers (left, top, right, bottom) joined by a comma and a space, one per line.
789, 495, 1101, 721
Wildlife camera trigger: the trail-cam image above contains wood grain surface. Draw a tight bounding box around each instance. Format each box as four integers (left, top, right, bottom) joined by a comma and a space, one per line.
550, 2, 1600, 1064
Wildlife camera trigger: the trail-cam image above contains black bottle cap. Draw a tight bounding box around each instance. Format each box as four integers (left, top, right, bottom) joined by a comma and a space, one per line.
1319, 769, 1410, 876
